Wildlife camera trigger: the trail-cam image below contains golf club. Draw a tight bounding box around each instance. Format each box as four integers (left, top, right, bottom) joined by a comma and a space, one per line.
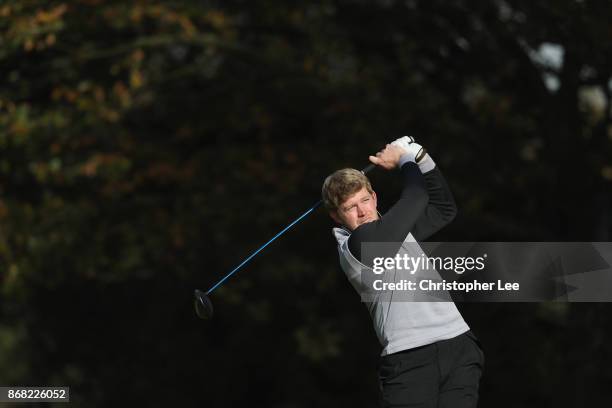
194, 143, 426, 319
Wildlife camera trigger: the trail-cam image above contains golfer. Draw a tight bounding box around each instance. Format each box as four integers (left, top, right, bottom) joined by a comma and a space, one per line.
322, 137, 484, 407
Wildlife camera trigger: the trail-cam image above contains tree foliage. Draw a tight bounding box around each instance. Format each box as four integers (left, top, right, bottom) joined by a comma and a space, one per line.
1, 1, 611, 406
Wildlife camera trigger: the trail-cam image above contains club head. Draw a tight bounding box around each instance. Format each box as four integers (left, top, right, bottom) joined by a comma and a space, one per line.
194, 289, 214, 319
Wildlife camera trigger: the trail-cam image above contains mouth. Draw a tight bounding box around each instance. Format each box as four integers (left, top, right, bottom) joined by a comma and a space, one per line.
359, 217, 373, 225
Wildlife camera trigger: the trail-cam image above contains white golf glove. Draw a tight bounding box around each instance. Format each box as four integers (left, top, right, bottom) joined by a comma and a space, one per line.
392, 136, 436, 172
391, 136, 422, 160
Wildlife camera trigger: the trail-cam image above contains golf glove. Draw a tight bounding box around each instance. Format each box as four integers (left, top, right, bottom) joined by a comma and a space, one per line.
392, 136, 436, 173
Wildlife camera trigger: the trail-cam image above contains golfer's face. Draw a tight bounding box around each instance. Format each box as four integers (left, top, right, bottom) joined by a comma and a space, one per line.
336, 187, 378, 231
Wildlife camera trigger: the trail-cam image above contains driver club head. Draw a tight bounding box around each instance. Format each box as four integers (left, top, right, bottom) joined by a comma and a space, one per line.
194, 289, 214, 319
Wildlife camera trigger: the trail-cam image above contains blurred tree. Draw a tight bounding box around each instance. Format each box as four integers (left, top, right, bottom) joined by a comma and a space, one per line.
0, 0, 611, 407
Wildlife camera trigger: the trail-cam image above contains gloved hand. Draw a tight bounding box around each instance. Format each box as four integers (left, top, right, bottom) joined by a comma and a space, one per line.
391, 136, 426, 163
368, 144, 408, 170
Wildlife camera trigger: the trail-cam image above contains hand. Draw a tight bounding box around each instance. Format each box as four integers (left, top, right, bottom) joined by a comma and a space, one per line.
390, 135, 415, 152
391, 136, 426, 163
368, 144, 406, 170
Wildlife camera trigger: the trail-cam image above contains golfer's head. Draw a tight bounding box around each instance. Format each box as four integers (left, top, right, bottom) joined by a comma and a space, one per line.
322, 168, 378, 231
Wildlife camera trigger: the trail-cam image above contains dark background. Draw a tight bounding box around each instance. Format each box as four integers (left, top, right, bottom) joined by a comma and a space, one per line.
1, 1, 612, 406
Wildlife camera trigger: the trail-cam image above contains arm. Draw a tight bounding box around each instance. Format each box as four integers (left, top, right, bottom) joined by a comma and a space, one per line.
411, 162, 458, 241
348, 161, 429, 267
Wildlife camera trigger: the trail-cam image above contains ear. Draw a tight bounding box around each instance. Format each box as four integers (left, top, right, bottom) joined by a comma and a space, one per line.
372, 191, 378, 208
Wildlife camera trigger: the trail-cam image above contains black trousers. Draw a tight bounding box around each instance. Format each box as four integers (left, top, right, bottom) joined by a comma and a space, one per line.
378, 331, 484, 408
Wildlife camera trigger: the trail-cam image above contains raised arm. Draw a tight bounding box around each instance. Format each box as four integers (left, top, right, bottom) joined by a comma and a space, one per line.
411, 157, 458, 241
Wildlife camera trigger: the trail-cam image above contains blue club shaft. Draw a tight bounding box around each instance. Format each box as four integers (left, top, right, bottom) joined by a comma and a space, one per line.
206, 200, 323, 295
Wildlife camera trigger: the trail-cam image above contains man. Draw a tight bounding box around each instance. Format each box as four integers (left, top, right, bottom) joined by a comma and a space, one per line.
322, 137, 484, 408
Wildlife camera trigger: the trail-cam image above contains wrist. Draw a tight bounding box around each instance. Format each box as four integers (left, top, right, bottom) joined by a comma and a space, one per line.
418, 153, 436, 173
398, 153, 416, 169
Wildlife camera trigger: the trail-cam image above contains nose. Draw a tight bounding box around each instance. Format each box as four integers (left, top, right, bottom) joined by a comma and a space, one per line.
357, 204, 366, 217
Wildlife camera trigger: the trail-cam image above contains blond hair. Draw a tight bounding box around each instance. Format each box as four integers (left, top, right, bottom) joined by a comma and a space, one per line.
321, 168, 374, 212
